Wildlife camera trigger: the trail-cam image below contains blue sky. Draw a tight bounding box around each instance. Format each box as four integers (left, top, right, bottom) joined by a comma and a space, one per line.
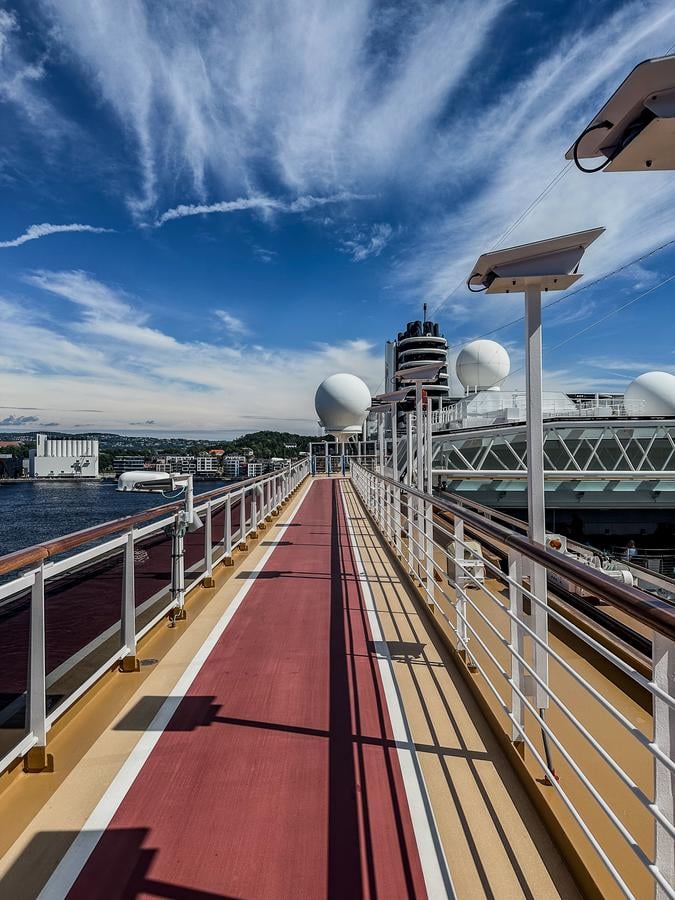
1, 0, 674, 436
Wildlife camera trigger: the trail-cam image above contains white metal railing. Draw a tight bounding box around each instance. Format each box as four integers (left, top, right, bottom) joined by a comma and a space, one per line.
351, 461, 675, 900
0, 459, 309, 775
431, 397, 648, 431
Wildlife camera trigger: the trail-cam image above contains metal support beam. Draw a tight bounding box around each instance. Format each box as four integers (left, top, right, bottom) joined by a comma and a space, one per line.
120, 530, 140, 671
25, 563, 48, 771
653, 631, 675, 900
525, 284, 549, 709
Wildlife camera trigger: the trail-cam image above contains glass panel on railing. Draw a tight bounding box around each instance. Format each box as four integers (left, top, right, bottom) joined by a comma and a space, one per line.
0, 585, 30, 759
231, 495, 243, 543
134, 529, 173, 632
210, 500, 226, 563
45, 546, 125, 718
183, 524, 206, 587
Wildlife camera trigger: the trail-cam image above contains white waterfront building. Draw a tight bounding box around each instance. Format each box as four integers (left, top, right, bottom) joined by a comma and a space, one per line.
222, 455, 247, 478
196, 456, 221, 474
29, 434, 99, 478
155, 456, 197, 475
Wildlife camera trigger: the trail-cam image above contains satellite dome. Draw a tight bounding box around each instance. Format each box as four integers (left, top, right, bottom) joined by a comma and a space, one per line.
456, 340, 510, 392
315, 373, 371, 440
624, 371, 675, 416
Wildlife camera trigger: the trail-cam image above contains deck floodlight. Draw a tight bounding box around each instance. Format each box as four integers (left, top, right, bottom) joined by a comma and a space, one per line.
372, 387, 415, 404
565, 55, 675, 172
394, 362, 443, 381
117, 470, 202, 530
467, 227, 605, 294
117, 471, 177, 492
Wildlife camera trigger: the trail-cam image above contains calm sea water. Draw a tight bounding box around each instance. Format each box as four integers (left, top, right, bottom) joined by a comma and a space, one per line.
0, 479, 229, 557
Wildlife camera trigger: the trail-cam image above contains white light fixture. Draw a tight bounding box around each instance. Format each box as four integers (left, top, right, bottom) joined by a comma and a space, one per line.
566, 55, 675, 172
117, 470, 202, 530
467, 227, 604, 710
467, 228, 604, 294
117, 470, 204, 621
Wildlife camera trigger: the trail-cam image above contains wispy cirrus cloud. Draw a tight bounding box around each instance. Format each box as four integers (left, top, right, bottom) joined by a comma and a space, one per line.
154, 191, 373, 228
341, 223, 394, 262
252, 246, 278, 264
215, 309, 249, 337
398, 1, 675, 326
35, 0, 504, 217
0, 222, 113, 249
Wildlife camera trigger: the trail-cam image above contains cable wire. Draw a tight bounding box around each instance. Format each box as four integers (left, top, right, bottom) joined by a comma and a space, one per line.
496, 271, 675, 385
546, 272, 675, 353
489, 163, 573, 250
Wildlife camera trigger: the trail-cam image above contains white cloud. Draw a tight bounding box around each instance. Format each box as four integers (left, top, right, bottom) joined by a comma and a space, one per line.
0, 9, 69, 139
0, 413, 39, 426
581, 356, 675, 376
0, 222, 113, 249
341, 223, 394, 262
154, 191, 372, 228
253, 246, 277, 263
36, 0, 504, 216
397, 1, 675, 323
215, 309, 249, 336
3, 272, 383, 433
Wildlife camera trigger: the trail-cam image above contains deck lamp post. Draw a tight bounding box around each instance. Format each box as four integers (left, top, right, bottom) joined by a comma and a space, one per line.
117, 471, 203, 624
466, 228, 604, 708
372, 387, 416, 555
393, 363, 443, 585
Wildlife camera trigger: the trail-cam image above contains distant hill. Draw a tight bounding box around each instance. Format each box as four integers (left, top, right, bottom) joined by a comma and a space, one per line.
0, 430, 318, 459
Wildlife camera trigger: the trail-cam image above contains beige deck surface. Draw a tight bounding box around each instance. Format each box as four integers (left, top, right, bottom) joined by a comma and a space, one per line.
340, 480, 580, 900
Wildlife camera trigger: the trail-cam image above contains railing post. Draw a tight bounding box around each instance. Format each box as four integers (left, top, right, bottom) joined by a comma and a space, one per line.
508, 550, 525, 749
257, 484, 266, 529
395, 484, 402, 557
653, 631, 675, 899
272, 474, 280, 515
203, 500, 215, 587
240, 487, 249, 550
407, 485, 415, 578
25, 563, 49, 771
172, 512, 187, 621
223, 493, 233, 565
454, 518, 469, 657
120, 530, 140, 672
425, 401, 435, 601
250, 485, 259, 538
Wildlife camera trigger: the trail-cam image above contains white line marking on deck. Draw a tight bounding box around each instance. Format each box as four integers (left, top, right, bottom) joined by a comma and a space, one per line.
340, 480, 456, 900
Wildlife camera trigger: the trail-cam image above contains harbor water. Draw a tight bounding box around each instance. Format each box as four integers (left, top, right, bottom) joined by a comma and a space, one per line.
0, 479, 229, 558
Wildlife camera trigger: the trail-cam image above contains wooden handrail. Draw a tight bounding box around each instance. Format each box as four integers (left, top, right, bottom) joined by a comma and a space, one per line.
0, 464, 301, 578
356, 464, 675, 643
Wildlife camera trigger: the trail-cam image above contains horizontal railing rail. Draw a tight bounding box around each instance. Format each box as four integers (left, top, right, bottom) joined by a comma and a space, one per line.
350, 461, 675, 899
372, 469, 675, 641
0, 459, 309, 778
0, 467, 293, 578
442, 491, 675, 606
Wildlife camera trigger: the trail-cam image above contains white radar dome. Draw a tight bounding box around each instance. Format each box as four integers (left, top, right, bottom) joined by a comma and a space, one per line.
315, 373, 371, 440
624, 371, 675, 416
456, 340, 510, 392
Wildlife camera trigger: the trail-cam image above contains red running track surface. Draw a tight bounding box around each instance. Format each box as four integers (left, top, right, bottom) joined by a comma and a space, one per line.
67, 479, 427, 899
